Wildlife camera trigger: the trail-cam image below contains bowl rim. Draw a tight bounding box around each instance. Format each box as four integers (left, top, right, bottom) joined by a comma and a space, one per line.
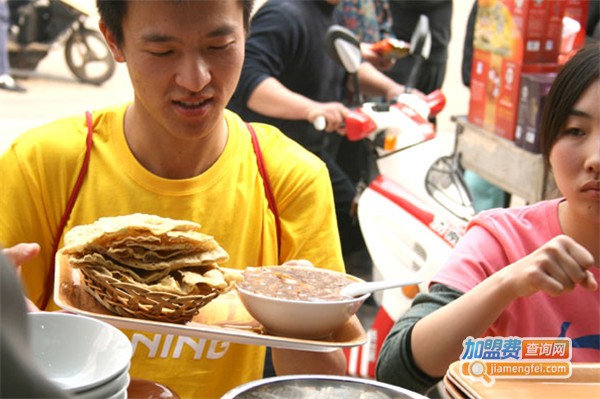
28, 311, 127, 333
236, 266, 369, 304
221, 374, 428, 399
235, 284, 370, 305
28, 311, 132, 359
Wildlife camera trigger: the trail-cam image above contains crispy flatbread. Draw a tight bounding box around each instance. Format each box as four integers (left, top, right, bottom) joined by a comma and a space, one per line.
82, 264, 241, 296
63, 213, 238, 305
105, 245, 229, 272
62, 214, 215, 255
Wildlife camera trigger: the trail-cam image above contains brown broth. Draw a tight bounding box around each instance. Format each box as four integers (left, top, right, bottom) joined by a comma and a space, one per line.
238, 266, 356, 302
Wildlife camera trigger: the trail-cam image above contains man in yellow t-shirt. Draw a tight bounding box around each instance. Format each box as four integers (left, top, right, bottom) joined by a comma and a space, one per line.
0, 1, 346, 397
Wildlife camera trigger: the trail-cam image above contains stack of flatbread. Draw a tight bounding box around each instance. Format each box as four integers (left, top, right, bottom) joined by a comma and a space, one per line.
61, 213, 241, 322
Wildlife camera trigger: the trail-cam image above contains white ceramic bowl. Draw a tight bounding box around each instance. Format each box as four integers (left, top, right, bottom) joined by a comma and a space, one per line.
28, 312, 132, 393
76, 365, 130, 399
236, 266, 369, 339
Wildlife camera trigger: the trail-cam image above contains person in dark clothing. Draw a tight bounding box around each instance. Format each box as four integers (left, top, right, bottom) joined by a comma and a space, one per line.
385, 0, 452, 94
461, 1, 477, 87
229, 0, 405, 258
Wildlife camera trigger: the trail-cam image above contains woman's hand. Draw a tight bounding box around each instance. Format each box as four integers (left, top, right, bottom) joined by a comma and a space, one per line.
503, 235, 598, 298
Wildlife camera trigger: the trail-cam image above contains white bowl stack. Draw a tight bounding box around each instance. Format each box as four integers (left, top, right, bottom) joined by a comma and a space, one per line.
28, 312, 133, 398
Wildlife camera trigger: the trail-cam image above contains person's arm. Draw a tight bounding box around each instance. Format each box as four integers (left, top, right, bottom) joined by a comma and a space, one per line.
361, 43, 395, 70
376, 284, 463, 394
271, 348, 347, 375
246, 77, 349, 133
357, 61, 405, 100
410, 234, 597, 378
264, 136, 347, 375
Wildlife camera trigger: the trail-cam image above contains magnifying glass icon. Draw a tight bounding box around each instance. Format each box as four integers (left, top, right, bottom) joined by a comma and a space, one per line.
469, 360, 492, 384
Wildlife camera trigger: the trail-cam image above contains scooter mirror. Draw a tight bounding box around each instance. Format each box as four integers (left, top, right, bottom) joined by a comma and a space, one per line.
324, 25, 362, 74
410, 15, 432, 60
404, 15, 432, 93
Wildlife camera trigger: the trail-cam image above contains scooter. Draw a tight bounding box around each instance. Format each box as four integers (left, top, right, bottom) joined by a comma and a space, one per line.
7, 0, 115, 85
322, 17, 476, 379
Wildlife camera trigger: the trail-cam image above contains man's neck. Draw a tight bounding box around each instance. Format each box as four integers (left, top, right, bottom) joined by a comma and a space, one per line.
123, 105, 228, 179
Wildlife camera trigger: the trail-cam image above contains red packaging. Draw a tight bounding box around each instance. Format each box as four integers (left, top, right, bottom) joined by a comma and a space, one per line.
473, 0, 558, 64
559, 0, 590, 63
468, 0, 585, 140
467, 49, 492, 130
468, 48, 560, 140
493, 56, 522, 140
542, 0, 564, 63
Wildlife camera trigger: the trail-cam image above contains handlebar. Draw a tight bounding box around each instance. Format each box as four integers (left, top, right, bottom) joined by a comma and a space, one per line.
312, 90, 445, 153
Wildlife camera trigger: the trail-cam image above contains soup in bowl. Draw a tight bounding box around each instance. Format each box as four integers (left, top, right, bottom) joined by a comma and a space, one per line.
235, 265, 369, 339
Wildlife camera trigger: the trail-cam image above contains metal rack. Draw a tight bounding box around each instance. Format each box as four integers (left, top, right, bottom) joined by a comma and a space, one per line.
452, 116, 557, 204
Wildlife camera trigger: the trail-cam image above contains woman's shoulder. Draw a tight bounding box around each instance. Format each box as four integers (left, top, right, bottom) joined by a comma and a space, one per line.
471, 198, 562, 228
467, 198, 563, 249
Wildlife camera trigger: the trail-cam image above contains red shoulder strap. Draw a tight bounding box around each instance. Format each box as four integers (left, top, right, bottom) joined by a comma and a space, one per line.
246, 123, 282, 256
41, 111, 94, 310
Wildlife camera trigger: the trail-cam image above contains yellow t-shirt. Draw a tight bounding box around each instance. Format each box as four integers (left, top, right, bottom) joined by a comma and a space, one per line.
0, 105, 344, 398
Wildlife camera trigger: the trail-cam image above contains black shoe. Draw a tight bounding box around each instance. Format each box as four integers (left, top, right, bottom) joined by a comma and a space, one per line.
0, 80, 27, 92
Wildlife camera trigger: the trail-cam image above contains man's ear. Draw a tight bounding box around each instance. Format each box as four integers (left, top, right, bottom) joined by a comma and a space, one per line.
99, 21, 126, 63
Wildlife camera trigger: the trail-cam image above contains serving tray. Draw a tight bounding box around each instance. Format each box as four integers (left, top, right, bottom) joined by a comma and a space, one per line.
54, 253, 367, 352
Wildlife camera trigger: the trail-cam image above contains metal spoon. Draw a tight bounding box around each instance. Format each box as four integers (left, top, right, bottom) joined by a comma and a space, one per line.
340, 278, 423, 298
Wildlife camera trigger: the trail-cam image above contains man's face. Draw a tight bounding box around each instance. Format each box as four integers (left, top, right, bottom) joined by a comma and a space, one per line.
103, 0, 245, 140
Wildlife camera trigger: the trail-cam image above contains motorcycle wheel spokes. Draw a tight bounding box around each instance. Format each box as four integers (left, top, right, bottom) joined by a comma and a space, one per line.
65, 28, 116, 85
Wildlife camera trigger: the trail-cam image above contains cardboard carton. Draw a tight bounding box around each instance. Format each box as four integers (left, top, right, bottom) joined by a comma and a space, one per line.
515, 73, 557, 153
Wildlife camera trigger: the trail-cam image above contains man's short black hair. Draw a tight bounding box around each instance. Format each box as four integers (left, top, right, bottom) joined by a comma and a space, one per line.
97, 0, 256, 46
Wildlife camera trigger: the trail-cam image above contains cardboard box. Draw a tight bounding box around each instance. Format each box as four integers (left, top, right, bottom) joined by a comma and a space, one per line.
467, 49, 491, 130
542, 0, 564, 63
559, 0, 590, 63
515, 73, 557, 153
473, 0, 560, 64
467, 0, 587, 140
468, 48, 559, 141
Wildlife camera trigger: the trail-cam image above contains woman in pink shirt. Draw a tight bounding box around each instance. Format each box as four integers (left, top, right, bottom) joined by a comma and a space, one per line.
377, 43, 600, 394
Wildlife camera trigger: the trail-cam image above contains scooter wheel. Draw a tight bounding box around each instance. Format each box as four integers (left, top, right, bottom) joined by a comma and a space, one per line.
65, 28, 116, 85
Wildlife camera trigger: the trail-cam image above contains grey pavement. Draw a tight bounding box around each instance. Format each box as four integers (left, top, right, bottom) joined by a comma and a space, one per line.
0, 46, 133, 154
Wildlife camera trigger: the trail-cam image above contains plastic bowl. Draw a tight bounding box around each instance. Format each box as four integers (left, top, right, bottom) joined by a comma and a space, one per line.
236, 266, 369, 339
28, 312, 132, 392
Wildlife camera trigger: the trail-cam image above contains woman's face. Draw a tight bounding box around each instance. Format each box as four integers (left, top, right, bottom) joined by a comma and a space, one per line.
550, 79, 600, 222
